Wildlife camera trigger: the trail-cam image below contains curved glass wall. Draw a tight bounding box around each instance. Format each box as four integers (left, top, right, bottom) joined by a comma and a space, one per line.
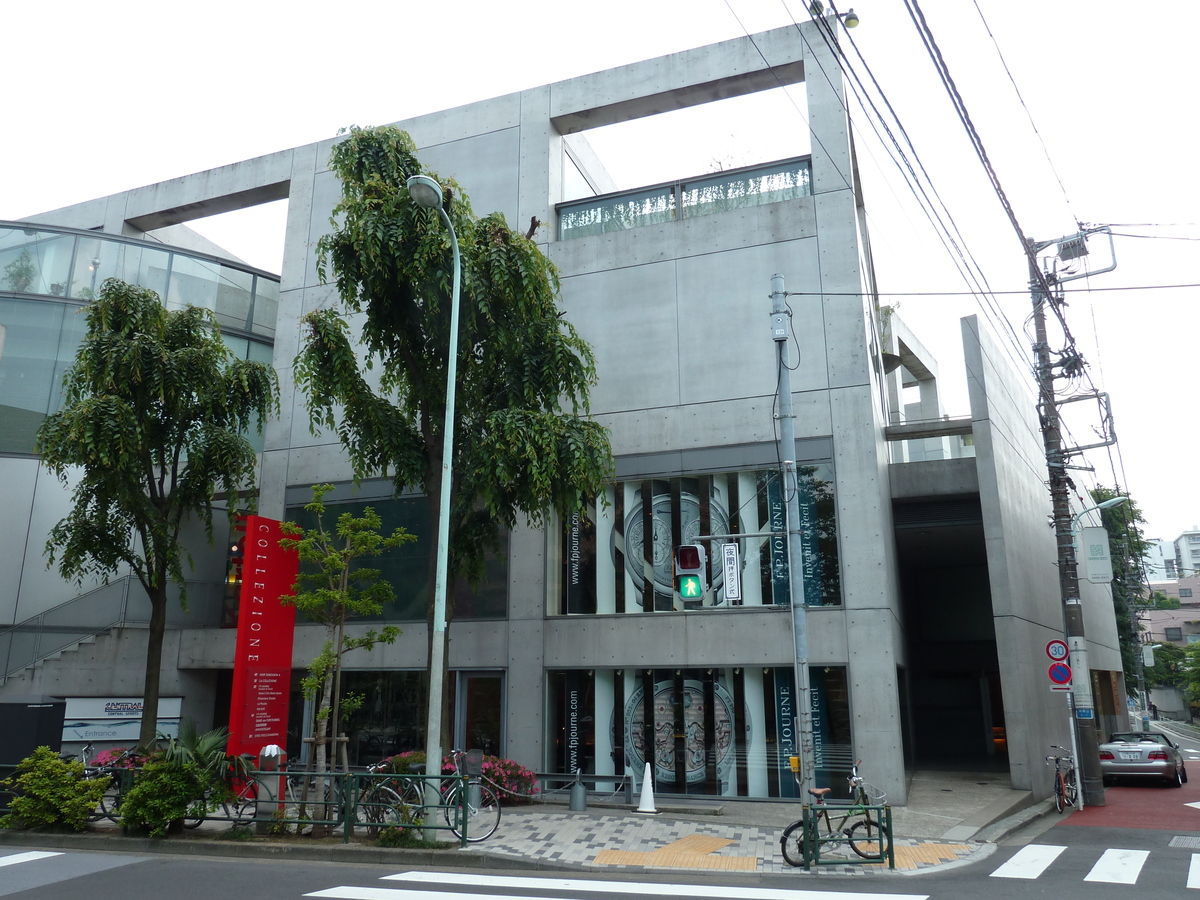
0, 222, 277, 455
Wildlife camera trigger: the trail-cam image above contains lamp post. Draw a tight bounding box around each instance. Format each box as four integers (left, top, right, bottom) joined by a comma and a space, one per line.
406, 174, 461, 834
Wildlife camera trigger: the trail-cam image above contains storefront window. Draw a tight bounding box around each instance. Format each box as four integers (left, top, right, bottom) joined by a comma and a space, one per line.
547, 665, 851, 798
557, 465, 840, 614
284, 497, 508, 621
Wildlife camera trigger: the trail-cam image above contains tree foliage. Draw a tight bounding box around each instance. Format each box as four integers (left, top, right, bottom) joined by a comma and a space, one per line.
279, 484, 414, 775
1151, 590, 1182, 610
1090, 486, 1149, 683
295, 125, 613, 616
36, 278, 278, 748
1144, 641, 1186, 688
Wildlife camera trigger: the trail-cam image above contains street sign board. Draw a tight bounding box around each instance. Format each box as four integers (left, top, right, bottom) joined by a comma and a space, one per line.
1046, 640, 1069, 661
1075, 708, 1094, 719
1081, 526, 1114, 584
1048, 662, 1072, 685
722, 543, 742, 602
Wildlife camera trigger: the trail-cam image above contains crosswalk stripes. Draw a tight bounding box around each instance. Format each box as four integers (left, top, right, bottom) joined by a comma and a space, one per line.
988, 844, 1066, 879
307, 872, 931, 900
0, 852, 63, 868
991, 843, 1199, 888
1084, 848, 1149, 884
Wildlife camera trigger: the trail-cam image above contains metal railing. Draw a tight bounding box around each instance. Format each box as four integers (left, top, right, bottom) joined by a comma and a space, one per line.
557, 156, 812, 240
798, 801, 894, 869
1, 577, 227, 680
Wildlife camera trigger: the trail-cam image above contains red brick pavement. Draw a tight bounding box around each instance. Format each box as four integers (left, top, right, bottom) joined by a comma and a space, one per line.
1054, 774, 1200, 830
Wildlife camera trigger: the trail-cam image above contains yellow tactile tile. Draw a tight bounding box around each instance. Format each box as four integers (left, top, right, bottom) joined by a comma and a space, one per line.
892, 843, 974, 868
594, 834, 757, 870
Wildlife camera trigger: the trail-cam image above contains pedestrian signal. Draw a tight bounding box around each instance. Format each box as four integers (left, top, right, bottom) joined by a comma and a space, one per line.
675, 544, 708, 600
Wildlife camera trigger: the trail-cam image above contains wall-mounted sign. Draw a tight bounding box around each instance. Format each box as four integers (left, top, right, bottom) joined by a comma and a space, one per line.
62, 697, 182, 744
227, 515, 298, 757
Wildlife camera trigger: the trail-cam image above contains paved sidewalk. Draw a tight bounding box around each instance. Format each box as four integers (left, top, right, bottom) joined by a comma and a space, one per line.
0, 768, 1046, 878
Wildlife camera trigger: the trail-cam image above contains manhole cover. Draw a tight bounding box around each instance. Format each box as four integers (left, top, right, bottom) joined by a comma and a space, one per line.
1169, 836, 1200, 849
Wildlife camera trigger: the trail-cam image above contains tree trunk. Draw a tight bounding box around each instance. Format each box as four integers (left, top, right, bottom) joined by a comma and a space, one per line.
137, 584, 169, 750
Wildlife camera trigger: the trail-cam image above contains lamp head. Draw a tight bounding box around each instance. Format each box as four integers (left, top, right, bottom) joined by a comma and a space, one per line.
842, 8, 859, 28
406, 174, 444, 210
1097, 496, 1129, 511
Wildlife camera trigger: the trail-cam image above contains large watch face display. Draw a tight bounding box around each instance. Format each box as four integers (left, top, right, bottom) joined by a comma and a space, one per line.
621, 678, 742, 785
615, 481, 731, 607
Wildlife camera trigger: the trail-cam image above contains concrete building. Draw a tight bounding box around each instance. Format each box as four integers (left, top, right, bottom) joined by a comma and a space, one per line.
0, 21, 1124, 804
1144, 538, 1177, 582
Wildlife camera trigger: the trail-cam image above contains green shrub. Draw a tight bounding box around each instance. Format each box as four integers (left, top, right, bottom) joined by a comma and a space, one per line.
118, 761, 205, 837
219, 824, 255, 841
0, 746, 110, 832
380, 751, 538, 804
375, 824, 446, 849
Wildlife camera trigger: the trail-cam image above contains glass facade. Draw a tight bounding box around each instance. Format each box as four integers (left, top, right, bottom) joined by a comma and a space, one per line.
283, 496, 509, 622
0, 222, 277, 455
556, 465, 840, 614
547, 665, 852, 797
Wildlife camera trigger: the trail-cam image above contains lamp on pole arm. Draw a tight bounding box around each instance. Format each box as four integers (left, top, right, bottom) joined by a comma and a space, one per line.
406, 173, 462, 838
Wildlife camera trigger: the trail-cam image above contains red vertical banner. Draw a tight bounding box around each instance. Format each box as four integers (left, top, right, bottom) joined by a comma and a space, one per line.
227, 516, 298, 758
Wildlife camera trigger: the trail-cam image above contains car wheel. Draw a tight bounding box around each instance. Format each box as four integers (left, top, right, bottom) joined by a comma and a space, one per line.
1171, 766, 1184, 788
1183, 764, 1189, 784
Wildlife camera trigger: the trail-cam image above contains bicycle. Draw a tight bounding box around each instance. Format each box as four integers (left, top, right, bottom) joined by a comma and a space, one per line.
1046, 745, 1078, 813
352, 762, 406, 837
780, 760, 888, 866
395, 748, 501, 842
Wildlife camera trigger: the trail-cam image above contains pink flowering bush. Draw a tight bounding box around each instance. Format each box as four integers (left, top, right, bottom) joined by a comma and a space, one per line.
381, 751, 538, 805
91, 747, 142, 769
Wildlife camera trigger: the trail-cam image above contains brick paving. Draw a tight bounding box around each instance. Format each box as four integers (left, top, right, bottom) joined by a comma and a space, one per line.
459, 809, 993, 876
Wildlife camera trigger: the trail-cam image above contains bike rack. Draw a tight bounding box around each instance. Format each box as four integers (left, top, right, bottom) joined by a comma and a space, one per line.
799, 802, 894, 870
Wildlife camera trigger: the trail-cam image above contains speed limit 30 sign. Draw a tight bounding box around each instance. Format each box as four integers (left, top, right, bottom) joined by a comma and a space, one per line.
1046, 639, 1069, 661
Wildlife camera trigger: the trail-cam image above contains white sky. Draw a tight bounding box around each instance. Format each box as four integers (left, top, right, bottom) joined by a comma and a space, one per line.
4, 0, 1198, 544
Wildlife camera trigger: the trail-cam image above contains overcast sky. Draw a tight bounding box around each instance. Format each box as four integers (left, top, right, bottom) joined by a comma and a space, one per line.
4, 0, 1197, 545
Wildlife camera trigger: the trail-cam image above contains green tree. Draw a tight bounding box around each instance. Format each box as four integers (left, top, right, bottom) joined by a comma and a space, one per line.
1090, 486, 1150, 683
1152, 590, 1182, 610
36, 278, 278, 749
294, 126, 613, 729
1184, 643, 1200, 704
279, 484, 415, 776
1145, 641, 1186, 687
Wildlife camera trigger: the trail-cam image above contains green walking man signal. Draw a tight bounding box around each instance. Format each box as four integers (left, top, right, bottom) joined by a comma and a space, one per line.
675, 544, 708, 599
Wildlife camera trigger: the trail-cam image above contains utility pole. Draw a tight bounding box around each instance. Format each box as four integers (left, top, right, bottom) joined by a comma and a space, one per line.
1028, 234, 1112, 807
771, 273, 815, 797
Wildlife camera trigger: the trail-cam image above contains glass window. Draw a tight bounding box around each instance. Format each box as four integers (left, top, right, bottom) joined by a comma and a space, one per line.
1166, 627, 1183, 641
284, 496, 508, 622
546, 665, 850, 799
0, 298, 74, 452
166, 254, 220, 314
556, 464, 840, 614
1180, 588, 1193, 598
1, 230, 73, 296
213, 264, 254, 334
251, 275, 279, 338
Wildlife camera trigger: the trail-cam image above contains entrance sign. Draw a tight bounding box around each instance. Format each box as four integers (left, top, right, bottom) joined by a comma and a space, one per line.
1048, 662, 1072, 685
1046, 640, 1069, 662
227, 516, 299, 757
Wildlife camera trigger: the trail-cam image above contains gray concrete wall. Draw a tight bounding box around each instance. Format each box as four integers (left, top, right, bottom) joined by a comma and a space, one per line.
963, 314, 1074, 794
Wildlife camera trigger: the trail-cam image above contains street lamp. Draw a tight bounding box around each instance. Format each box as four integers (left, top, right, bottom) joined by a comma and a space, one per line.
406, 173, 462, 835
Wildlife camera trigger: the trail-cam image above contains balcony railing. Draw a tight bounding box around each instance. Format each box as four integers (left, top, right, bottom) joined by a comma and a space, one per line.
0, 221, 279, 339
557, 156, 812, 240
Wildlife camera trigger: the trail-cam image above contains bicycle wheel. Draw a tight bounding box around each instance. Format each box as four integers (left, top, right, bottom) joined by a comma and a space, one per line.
847, 817, 887, 859
1053, 772, 1065, 813
183, 795, 207, 829
92, 781, 121, 822
223, 784, 256, 825
1063, 770, 1078, 808
442, 783, 501, 841
356, 784, 403, 837
779, 820, 808, 867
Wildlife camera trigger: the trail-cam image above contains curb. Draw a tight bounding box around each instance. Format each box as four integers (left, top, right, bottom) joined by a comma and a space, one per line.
971, 798, 1056, 843
0, 829, 578, 872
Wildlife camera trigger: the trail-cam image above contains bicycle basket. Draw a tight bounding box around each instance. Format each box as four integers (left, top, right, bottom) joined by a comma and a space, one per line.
861, 783, 887, 804
463, 749, 485, 777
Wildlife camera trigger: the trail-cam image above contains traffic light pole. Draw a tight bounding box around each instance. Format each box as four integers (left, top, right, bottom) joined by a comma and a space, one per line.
1028, 244, 1105, 807
771, 273, 816, 797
